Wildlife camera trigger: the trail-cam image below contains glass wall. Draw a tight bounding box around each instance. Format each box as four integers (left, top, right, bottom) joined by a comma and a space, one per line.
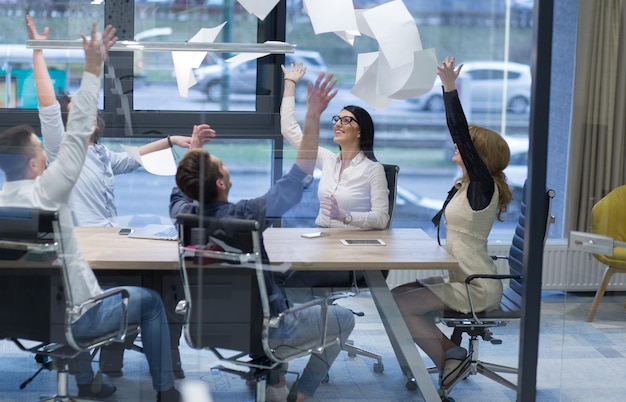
283, 0, 535, 239
0, 0, 542, 240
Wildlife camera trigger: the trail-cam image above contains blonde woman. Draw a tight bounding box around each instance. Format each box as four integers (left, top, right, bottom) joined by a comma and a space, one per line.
392, 56, 512, 388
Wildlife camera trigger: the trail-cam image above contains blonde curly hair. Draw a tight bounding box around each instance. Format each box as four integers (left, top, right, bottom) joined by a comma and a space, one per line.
456, 125, 512, 221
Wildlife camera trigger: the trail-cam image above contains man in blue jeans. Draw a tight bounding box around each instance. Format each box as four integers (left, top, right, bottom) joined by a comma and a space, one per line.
170, 72, 355, 402
0, 22, 182, 402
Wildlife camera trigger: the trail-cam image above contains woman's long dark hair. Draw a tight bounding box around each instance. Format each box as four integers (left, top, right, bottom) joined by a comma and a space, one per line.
342, 105, 377, 162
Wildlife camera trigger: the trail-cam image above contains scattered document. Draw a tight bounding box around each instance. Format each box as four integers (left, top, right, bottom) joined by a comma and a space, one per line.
303, 0, 360, 45
225, 52, 269, 63
121, 144, 177, 176
237, 0, 280, 21
351, 0, 438, 108
350, 52, 392, 111
172, 23, 227, 97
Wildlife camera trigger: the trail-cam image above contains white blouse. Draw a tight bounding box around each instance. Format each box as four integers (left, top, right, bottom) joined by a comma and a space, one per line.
280, 96, 389, 228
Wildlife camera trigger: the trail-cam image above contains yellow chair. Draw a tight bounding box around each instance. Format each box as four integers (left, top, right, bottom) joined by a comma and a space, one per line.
586, 184, 626, 322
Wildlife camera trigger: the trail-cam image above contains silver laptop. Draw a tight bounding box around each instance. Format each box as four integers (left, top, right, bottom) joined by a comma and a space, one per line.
128, 224, 178, 241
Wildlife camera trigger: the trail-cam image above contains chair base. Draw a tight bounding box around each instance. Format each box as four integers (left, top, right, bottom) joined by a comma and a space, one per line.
213, 363, 299, 402
427, 338, 518, 398
343, 340, 384, 373
39, 370, 118, 402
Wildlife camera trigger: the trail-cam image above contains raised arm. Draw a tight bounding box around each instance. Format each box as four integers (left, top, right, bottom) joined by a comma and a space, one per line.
137, 124, 216, 155
438, 56, 494, 208
28, 15, 66, 163
279, 62, 306, 150
26, 15, 56, 107
38, 22, 117, 200
296, 72, 337, 175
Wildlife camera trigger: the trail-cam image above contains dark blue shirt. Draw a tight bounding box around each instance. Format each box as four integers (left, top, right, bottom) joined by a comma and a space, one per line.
169, 164, 312, 315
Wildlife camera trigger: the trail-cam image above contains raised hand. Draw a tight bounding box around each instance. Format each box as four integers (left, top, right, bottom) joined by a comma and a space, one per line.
437, 56, 463, 92
281, 62, 306, 84
26, 15, 48, 41
306, 72, 338, 117
82, 22, 118, 77
189, 124, 216, 149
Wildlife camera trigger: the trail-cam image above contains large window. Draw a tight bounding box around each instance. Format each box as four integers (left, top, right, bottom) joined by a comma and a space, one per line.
283, 0, 535, 239
0, 0, 545, 240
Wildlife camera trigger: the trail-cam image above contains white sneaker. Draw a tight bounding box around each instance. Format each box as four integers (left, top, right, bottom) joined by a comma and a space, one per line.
266, 384, 289, 402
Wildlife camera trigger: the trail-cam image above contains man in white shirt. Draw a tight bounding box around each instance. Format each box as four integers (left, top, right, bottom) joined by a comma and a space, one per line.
0, 23, 182, 402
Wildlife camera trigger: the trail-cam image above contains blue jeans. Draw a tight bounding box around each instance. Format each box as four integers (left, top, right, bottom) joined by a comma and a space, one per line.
70, 286, 175, 392
269, 304, 355, 397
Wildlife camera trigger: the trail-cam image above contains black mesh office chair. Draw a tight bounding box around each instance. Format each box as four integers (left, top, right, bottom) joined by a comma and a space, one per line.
175, 214, 340, 402
429, 183, 555, 400
0, 207, 131, 402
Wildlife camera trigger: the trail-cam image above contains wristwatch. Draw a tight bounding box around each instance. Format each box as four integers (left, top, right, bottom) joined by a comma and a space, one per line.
301, 174, 314, 188
343, 212, 353, 225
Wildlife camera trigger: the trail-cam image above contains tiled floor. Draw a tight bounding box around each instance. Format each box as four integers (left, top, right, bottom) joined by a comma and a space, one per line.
1, 290, 626, 401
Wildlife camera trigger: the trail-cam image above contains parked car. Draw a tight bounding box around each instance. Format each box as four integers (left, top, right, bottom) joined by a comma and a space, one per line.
192, 50, 326, 103
504, 135, 529, 206
408, 61, 532, 114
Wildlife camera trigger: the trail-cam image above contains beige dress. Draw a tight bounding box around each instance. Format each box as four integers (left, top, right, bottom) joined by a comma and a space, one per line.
426, 182, 503, 313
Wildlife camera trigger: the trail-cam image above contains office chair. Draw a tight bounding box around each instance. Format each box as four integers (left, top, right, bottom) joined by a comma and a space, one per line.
585, 184, 626, 322
175, 214, 341, 402
429, 182, 555, 400
0, 206, 131, 402
340, 163, 399, 370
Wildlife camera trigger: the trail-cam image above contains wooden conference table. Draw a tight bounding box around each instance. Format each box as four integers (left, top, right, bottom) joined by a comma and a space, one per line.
263, 227, 458, 401
74, 226, 458, 402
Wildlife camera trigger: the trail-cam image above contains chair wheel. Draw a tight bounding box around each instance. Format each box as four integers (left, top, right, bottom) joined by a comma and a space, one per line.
405, 377, 417, 390
442, 397, 456, 402
348, 351, 356, 358
373, 362, 384, 373
321, 373, 329, 383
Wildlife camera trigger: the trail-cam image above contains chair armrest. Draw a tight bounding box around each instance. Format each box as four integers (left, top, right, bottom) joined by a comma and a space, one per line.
465, 274, 523, 284
463, 274, 523, 324
267, 294, 340, 360
268, 296, 329, 329
66, 288, 131, 351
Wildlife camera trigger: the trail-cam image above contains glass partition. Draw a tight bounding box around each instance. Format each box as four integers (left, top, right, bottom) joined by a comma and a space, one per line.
283, 0, 534, 238
133, 0, 261, 111
0, 1, 104, 109
110, 137, 273, 226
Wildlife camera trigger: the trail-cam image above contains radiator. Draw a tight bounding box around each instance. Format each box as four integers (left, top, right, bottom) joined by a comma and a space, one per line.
386, 239, 626, 291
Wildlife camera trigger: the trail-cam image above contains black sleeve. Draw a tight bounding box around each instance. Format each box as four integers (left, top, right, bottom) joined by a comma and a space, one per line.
443, 89, 494, 211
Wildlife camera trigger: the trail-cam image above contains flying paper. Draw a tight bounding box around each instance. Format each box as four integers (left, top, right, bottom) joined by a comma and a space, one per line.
172, 23, 227, 97
237, 0, 280, 21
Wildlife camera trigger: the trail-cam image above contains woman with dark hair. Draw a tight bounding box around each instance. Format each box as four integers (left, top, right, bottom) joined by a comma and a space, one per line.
280, 63, 389, 229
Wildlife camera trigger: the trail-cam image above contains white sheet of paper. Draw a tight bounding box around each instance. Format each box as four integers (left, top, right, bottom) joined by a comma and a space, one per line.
362, 0, 422, 70
354, 9, 375, 39
351, 52, 391, 111
172, 24, 227, 97
225, 52, 269, 63
172, 52, 201, 97
121, 145, 177, 176
303, 0, 359, 45
376, 48, 438, 100
237, 0, 280, 21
